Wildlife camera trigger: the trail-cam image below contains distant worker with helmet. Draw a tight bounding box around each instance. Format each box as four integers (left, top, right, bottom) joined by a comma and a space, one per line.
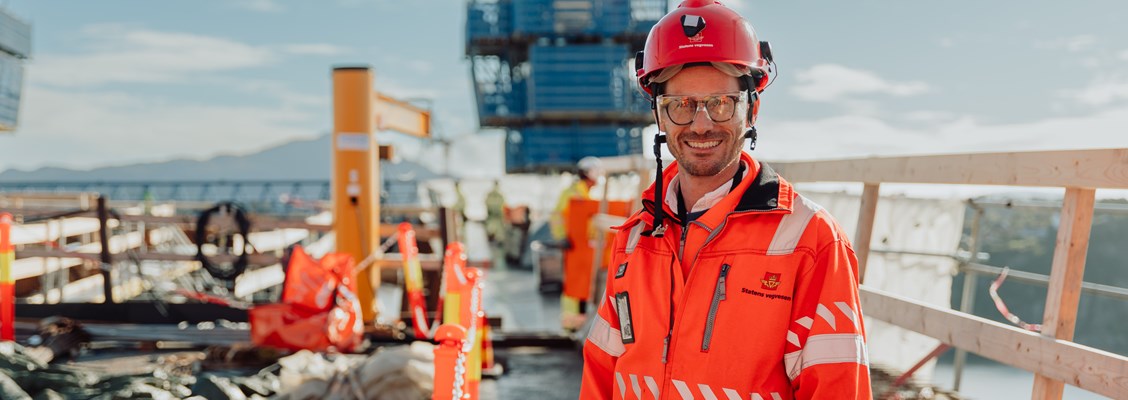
551, 156, 605, 331
581, 1, 872, 399
484, 180, 508, 269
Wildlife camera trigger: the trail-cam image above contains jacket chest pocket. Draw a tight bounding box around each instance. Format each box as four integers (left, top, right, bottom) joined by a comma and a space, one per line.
696, 253, 805, 353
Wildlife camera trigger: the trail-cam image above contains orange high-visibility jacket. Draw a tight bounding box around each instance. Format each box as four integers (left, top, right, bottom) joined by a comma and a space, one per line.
581, 153, 871, 400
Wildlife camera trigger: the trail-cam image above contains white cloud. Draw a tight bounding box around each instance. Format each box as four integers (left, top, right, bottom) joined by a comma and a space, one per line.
279, 44, 351, 56
30, 25, 356, 89
228, 79, 328, 108
1039, 34, 1098, 52
231, 0, 284, 12
33, 25, 274, 87
757, 105, 1128, 163
791, 64, 930, 102
0, 85, 320, 171
938, 38, 956, 48
1071, 75, 1128, 106
901, 110, 957, 123
1120, 49, 1128, 61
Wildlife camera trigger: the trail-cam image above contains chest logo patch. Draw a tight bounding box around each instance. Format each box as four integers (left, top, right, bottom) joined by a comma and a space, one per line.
761, 272, 782, 290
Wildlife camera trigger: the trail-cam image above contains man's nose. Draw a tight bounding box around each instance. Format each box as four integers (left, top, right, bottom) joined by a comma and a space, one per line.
688, 103, 716, 133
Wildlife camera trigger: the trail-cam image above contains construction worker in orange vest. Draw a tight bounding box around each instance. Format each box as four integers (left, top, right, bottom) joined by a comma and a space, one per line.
552, 156, 605, 331
580, 1, 872, 399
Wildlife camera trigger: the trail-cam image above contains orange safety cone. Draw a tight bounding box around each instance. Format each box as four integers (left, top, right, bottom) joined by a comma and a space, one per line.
432, 324, 468, 400
0, 213, 14, 342
397, 223, 430, 338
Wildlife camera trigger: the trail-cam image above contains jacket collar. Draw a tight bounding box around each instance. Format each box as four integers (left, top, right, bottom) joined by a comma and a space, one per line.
634, 152, 794, 229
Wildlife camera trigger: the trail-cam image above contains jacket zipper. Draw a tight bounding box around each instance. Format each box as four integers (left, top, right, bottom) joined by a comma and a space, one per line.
701, 263, 729, 352
661, 209, 786, 399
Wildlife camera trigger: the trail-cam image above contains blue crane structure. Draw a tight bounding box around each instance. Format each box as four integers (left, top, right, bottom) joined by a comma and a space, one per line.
466, 0, 665, 172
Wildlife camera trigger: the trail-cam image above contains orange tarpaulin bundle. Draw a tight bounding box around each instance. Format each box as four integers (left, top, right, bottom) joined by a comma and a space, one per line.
250, 245, 363, 352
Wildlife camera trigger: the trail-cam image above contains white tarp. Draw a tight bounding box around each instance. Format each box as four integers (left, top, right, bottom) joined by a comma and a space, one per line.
800, 189, 965, 380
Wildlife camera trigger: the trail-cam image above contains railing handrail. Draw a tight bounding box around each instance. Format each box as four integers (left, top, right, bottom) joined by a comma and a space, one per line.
771, 148, 1128, 189
769, 148, 1128, 399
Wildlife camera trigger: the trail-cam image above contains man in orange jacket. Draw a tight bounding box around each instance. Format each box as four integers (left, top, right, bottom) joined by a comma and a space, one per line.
580, 1, 872, 399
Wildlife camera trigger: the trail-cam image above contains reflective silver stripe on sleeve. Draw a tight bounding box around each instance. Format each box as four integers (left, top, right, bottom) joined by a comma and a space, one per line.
616, 372, 627, 399
626, 222, 644, 254
783, 333, 869, 380
766, 195, 821, 255
587, 314, 626, 357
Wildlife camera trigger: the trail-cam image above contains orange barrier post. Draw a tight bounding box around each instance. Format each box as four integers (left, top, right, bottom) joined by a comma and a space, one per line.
442, 242, 469, 326
480, 312, 494, 371
434, 243, 484, 399
462, 268, 483, 400
397, 222, 430, 338
432, 324, 468, 400
0, 213, 14, 341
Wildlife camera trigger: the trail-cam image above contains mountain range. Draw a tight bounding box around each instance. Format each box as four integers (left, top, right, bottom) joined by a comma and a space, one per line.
0, 134, 440, 183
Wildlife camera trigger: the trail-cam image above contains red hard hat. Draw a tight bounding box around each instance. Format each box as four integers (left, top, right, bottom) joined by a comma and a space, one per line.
636, 0, 771, 96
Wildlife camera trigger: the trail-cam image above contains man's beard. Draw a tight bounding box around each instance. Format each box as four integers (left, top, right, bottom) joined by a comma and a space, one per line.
674, 131, 741, 177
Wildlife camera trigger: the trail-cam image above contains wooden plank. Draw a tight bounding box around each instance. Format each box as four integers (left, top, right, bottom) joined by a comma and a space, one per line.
233, 264, 283, 298
860, 287, 1128, 399
246, 228, 309, 252
771, 148, 1128, 188
375, 92, 430, 138
854, 183, 879, 283
598, 154, 650, 175
26, 261, 199, 303
378, 224, 440, 240
9, 218, 104, 245
1033, 187, 1097, 399
592, 213, 627, 231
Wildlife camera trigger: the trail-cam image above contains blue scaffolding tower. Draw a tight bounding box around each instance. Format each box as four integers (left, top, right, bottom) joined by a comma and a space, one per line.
0, 8, 30, 132
466, 0, 665, 173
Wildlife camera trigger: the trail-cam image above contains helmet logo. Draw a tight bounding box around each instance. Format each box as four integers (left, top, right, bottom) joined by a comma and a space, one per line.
681, 15, 706, 39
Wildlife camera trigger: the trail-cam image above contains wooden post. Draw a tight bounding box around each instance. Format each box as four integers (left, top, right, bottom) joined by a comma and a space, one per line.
97, 196, 115, 304
1032, 187, 1096, 399
854, 183, 880, 283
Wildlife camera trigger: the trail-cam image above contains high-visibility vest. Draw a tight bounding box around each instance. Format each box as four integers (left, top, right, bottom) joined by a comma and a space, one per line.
551, 180, 591, 241
581, 153, 872, 400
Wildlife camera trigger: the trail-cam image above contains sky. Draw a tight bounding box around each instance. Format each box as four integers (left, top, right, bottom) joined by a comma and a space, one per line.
1, 0, 1128, 181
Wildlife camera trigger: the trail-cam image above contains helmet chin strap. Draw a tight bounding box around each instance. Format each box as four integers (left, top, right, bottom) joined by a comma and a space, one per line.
645, 96, 669, 237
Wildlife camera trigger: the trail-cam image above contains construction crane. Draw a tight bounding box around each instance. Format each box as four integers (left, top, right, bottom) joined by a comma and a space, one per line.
465, 0, 665, 173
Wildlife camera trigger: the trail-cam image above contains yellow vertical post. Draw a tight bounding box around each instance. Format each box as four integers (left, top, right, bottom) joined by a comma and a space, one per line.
332, 66, 381, 323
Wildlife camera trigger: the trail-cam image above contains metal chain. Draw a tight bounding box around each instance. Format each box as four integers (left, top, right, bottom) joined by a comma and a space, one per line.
451, 350, 467, 399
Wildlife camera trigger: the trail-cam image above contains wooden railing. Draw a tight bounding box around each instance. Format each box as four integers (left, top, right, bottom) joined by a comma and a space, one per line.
771, 148, 1128, 400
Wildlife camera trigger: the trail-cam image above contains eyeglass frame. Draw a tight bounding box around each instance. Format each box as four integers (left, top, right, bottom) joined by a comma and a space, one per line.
655, 91, 750, 126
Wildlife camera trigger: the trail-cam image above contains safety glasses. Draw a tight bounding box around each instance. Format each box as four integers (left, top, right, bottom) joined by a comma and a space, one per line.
657, 91, 748, 126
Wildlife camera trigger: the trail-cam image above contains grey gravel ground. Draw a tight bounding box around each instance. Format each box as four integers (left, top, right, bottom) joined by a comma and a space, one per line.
481, 346, 583, 400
